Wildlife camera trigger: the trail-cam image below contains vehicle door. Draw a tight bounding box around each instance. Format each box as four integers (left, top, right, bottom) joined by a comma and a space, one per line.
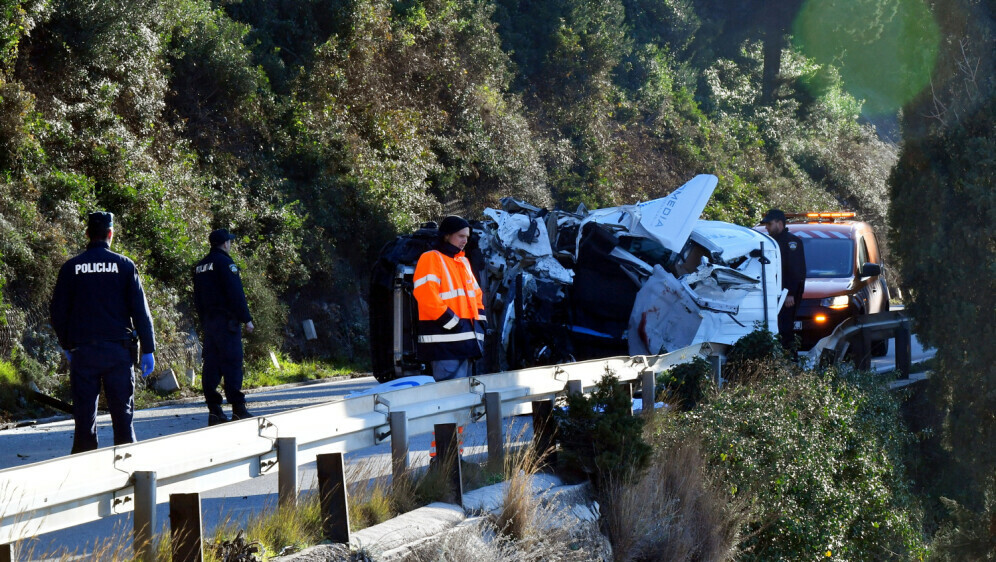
855, 231, 881, 313
860, 229, 888, 313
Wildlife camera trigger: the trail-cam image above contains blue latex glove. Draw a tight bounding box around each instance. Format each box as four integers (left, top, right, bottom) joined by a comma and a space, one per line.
63, 350, 72, 364
140, 353, 155, 378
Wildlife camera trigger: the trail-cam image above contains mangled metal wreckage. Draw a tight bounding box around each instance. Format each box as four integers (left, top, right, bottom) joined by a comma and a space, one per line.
369, 175, 784, 381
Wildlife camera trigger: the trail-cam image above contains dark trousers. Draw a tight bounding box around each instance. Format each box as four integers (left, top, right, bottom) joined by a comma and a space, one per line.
70, 341, 136, 453
777, 305, 798, 351
430, 359, 473, 381
202, 318, 245, 407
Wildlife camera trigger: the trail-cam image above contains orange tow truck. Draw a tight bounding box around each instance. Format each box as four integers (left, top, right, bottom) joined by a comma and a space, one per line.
757, 212, 890, 354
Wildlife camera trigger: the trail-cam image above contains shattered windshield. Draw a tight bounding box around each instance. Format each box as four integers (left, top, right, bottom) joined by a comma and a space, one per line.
801, 238, 854, 278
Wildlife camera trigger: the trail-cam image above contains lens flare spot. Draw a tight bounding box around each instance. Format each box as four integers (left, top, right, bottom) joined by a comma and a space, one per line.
792, 0, 940, 115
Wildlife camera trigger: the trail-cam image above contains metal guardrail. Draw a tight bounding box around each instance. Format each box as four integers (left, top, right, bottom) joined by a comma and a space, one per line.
0, 343, 717, 548
806, 310, 913, 377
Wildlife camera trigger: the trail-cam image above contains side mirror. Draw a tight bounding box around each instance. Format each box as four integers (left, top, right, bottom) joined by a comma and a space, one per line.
860, 262, 881, 277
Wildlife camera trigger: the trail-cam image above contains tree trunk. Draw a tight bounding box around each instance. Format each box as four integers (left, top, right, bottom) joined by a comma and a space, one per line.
761, 32, 783, 104
761, 8, 785, 105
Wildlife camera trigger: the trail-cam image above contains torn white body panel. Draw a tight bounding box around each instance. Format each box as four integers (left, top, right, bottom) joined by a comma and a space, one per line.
579, 174, 717, 255
629, 265, 703, 355
482, 208, 573, 284
628, 220, 783, 353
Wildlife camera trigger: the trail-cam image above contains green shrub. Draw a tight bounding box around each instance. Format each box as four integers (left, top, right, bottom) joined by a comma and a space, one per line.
655, 356, 712, 410
651, 367, 928, 560
0, 359, 16, 383
724, 326, 788, 381
929, 476, 996, 561
555, 370, 651, 488
890, 91, 996, 511
0, 360, 20, 418
240, 255, 288, 361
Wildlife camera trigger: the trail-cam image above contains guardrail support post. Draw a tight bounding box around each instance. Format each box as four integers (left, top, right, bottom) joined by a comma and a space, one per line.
484, 392, 504, 467
390, 411, 409, 482
567, 379, 583, 396
895, 323, 911, 379
858, 329, 872, 370
531, 399, 556, 466
134, 470, 157, 562
169, 493, 203, 562
640, 370, 656, 414
1, 543, 14, 562
433, 423, 463, 506
709, 355, 723, 388
317, 452, 350, 544
277, 437, 298, 508
620, 382, 634, 415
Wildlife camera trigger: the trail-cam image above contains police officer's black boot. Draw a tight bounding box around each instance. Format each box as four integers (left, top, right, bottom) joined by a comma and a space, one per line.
207, 404, 230, 426
232, 403, 253, 420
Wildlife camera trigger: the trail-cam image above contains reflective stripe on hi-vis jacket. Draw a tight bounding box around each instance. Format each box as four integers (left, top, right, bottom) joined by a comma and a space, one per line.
412, 249, 485, 362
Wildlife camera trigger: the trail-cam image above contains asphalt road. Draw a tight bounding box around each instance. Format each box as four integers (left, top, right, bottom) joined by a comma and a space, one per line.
870, 334, 935, 373
0, 376, 378, 468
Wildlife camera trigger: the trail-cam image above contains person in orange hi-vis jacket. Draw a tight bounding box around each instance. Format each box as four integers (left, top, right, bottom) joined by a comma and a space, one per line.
412, 215, 486, 381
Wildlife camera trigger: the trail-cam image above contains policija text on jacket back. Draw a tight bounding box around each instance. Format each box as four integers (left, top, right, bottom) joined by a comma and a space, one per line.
50, 212, 157, 454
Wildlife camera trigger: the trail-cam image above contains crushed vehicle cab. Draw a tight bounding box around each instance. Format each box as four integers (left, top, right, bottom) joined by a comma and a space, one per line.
755, 212, 890, 354
370, 175, 784, 381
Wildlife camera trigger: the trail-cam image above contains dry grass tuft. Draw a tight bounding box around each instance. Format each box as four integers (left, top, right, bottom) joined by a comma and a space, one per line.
350, 480, 395, 530
601, 428, 742, 562
400, 515, 608, 562
493, 427, 552, 541
14, 518, 138, 561
242, 496, 322, 557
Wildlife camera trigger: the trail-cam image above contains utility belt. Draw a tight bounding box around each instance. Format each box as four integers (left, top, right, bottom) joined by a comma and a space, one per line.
204, 311, 241, 334
71, 332, 140, 364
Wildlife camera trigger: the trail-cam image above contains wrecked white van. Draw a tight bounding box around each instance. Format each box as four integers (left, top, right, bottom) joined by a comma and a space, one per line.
369, 175, 784, 380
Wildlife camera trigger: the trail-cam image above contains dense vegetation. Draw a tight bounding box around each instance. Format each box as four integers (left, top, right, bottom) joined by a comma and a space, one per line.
0, 0, 894, 378
553, 334, 928, 560
1, 0, 993, 556
888, 0, 996, 555
657, 364, 927, 560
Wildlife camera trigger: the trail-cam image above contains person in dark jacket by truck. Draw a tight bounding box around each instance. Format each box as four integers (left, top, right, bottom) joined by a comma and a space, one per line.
50, 211, 157, 453
761, 209, 807, 350
193, 229, 254, 425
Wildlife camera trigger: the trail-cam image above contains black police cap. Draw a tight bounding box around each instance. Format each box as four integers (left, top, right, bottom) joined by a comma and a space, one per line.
87, 212, 114, 230
209, 228, 237, 246
760, 209, 786, 224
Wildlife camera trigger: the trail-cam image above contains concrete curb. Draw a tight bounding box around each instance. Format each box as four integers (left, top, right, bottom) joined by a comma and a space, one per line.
273, 475, 598, 561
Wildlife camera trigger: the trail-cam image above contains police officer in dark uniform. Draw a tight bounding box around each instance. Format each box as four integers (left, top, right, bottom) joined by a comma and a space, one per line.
50, 212, 156, 454
761, 209, 807, 351
193, 229, 255, 425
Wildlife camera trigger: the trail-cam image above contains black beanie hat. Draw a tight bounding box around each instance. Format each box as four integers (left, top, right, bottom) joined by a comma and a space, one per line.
439, 215, 470, 236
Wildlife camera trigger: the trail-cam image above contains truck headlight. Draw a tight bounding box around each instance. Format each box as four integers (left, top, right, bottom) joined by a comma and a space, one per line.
820, 295, 850, 310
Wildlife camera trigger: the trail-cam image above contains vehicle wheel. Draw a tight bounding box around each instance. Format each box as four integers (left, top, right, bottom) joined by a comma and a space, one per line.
871, 291, 890, 357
